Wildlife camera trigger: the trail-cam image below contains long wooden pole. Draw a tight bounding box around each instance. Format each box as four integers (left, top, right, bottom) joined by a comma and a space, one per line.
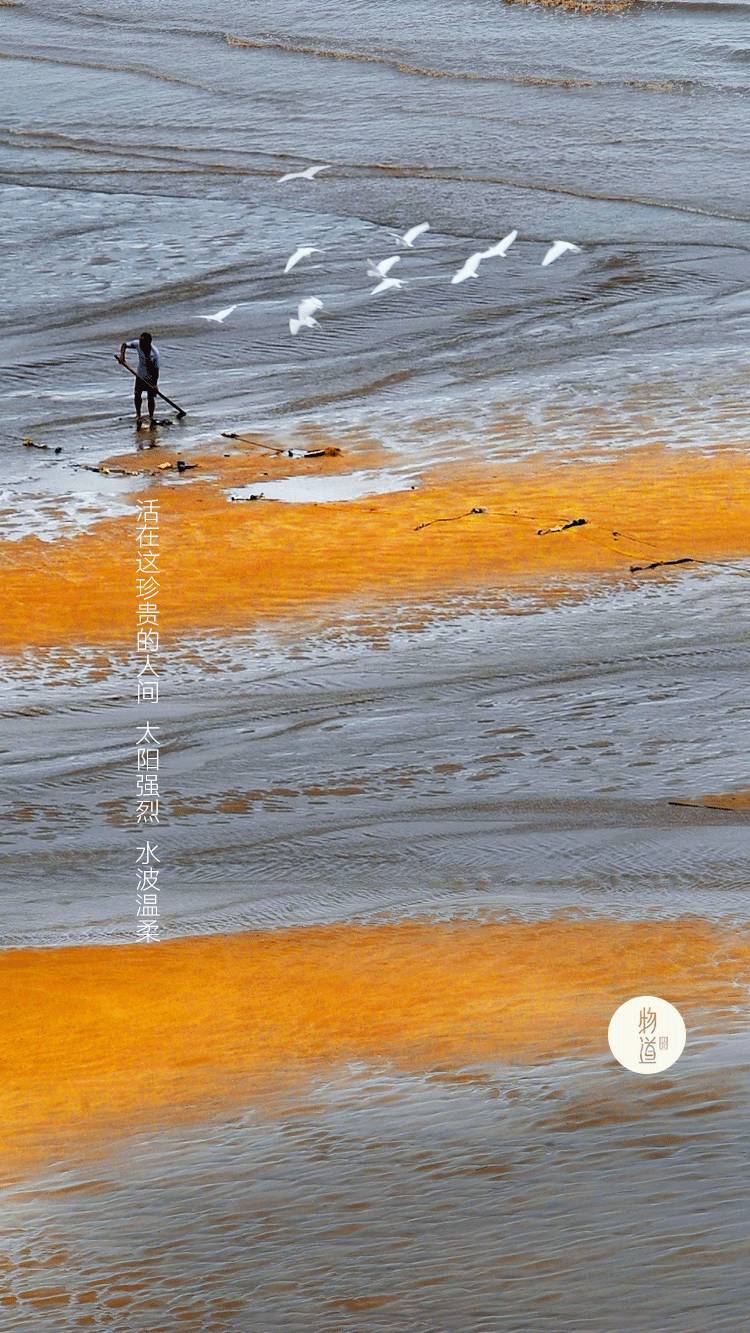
114, 355, 187, 418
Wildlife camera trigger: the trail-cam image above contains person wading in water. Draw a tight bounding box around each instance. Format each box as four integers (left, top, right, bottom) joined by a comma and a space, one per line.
118, 331, 160, 426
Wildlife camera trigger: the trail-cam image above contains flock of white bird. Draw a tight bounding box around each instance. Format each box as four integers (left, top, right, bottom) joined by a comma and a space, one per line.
197, 164, 582, 333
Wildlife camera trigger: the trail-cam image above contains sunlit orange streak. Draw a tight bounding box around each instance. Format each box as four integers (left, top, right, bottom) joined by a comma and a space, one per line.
2, 917, 748, 1176
1, 444, 748, 650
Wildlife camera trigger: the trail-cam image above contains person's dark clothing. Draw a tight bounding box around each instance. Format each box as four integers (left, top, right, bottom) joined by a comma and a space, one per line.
134, 374, 158, 419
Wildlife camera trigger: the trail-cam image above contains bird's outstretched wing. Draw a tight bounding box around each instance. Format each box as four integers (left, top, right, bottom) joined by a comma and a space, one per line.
403, 222, 430, 247
451, 254, 481, 284
371, 277, 403, 295
379, 255, 400, 275
542, 240, 581, 267
298, 297, 323, 320
199, 304, 238, 322
481, 230, 518, 259
367, 255, 400, 278
279, 164, 329, 182
285, 246, 322, 273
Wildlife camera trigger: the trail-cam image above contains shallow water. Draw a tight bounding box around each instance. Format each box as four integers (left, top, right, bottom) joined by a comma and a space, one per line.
230, 467, 418, 503
1, 569, 748, 944
2, 0, 750, 489
1, 561, 748, 1325
3, 1037, 750, 1332
2, 1, 750, 1328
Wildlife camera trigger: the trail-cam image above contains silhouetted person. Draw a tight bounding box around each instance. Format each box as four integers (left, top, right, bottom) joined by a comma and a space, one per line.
118, 331, 160, 425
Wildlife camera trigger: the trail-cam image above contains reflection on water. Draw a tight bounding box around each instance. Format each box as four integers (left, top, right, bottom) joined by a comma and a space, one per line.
3, 1036, 750, 1331
4, 915, 748, 1168
230, 468, 417, 504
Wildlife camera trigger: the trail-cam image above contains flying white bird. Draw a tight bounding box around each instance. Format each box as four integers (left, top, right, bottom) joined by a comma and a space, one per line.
388, 222, 430, 249
370, 276, 405, 296
366, 256, 400, 279
451, 251, 486, 285
480, 229, 518, 260
277, 164, 330, 184
284, 246, 321, 273
197, 304, 241, 323
542, 240, 581, 267
451, 230, 519, 285
289, 296, 323, 336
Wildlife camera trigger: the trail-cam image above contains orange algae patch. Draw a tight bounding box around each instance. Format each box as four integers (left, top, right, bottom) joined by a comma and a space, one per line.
1, 917, 748, 1175
1, 445, 748, 652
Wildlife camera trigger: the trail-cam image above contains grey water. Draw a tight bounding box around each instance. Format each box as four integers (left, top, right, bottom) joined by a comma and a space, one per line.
2, 4, 750, 1331
1, 568, 748, 946
0, 0, 749, 481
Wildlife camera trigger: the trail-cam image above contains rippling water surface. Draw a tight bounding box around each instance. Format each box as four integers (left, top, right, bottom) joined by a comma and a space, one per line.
1, 571, 748, 945
2, 0, 750, 472
2, 1, 750, 1329
4, 1038, 750, 1332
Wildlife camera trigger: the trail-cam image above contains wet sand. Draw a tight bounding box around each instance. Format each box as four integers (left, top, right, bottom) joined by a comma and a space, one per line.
1, 428, 749, 1177
2, 436, 749, 1330
1, 441, 748, 650
3, 916, 749, 1180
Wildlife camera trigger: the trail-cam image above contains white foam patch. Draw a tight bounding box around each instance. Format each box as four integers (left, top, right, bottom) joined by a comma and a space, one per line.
0, 477, 142, 543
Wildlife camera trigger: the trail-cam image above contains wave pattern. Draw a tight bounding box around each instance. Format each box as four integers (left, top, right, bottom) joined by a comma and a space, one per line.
0, 0, 748, 474
224, 29, 750, 99
1, 570, 747, 945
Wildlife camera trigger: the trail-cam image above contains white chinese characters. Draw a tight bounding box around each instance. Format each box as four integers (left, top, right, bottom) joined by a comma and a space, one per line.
134, 498, 163, 941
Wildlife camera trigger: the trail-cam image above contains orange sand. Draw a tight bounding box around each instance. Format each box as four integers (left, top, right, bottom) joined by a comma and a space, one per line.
672, 789, 750, 813
1, 444, 748, 651
2, 916, 748, 1176
704, 790, 750, 811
